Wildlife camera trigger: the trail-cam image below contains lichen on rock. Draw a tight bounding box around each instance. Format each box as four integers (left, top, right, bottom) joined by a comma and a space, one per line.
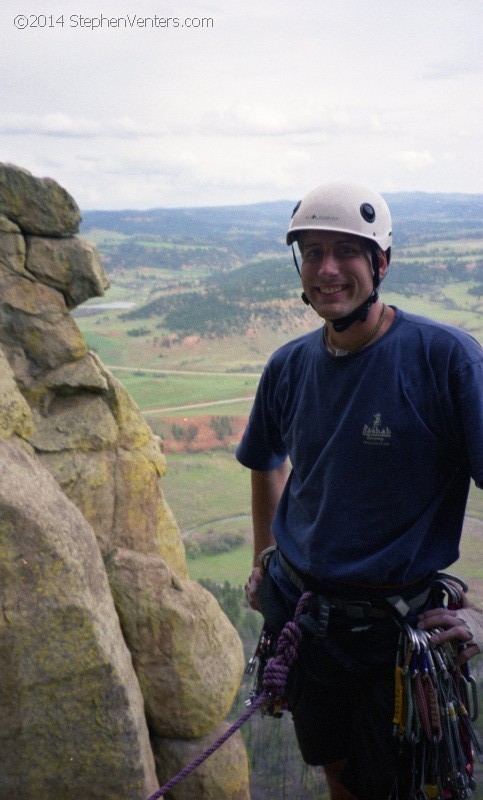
0, 162, 249, 799
0, 438, 159, 798
107, 548, 245, 738
0, 345, 34, 441
0, 163, 81, 235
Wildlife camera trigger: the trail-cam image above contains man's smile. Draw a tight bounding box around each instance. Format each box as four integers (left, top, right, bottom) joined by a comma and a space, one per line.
316, 284, 348, 296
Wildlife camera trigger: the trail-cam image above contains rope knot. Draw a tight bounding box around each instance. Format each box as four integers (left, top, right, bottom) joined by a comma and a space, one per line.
262, 592, 312, 701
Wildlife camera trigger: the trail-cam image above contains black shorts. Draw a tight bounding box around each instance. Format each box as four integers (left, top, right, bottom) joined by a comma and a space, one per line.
258, 574, 414, 800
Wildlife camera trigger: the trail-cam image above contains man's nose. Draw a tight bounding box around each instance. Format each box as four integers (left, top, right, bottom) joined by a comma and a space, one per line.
317, 251, 339, 275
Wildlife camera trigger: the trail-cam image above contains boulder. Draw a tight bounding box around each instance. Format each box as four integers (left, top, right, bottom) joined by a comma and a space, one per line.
97, 360, 154, 450
0, 345, 34, 440
26, 236, 109, 308
0, 215, 26, 275
0, 438, 158, 799
29, 394, 119, 452
41, 352, 109, 394
112, 445, 187, 572
0, 163, 81, 235
0, 274, 87, 372
152, 723, 250, 800
107, 549, 245, 738
39, 448, 116, 555
28, 363, 188, 574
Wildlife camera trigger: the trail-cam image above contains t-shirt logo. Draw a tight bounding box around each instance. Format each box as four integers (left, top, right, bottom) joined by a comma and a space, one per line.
362, 412, 392, 446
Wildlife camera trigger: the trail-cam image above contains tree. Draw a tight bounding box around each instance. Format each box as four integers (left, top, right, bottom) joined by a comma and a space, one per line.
210, 416, 233, 441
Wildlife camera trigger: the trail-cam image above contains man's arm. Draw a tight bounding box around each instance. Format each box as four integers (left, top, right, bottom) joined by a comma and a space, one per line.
244, 461, 290, 611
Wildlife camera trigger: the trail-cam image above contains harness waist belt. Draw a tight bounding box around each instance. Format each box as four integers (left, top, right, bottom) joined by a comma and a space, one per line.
278, 551, 431, 619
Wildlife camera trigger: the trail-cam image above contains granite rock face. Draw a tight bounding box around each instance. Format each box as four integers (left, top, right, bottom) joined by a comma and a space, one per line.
152, 723, 250, 800
25, 235, 109, 308
107, 549, 245, 738
0, 438, 159, 798
0, 163, 81, 235
0, 346, 33, 440
0, 163, 248, 799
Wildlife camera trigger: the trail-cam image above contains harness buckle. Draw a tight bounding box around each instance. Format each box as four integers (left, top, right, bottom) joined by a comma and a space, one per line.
338, 600, 375, 620
299, 595, 331, 643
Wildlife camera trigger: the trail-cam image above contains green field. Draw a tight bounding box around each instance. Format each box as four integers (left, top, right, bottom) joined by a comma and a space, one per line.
145, 398, 255, 420
468, 483, 483, 522
108, 370, 258, 411
161, 452, 253, 585
161, 451, 251, 533
187, 545, 253, 585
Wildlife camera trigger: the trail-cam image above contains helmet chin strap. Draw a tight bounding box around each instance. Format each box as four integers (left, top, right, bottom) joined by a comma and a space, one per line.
330, 290, 378, 332
292, 244, 380, 332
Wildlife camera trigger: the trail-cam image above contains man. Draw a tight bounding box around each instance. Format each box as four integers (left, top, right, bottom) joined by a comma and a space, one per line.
237, 181, 483, 799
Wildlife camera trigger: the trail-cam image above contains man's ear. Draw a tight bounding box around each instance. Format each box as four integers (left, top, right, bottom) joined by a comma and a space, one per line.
377, 248, 389, 281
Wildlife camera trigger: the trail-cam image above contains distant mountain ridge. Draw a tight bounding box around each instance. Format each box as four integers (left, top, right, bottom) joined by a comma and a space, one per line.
81, 192, 483, 240
81, 200, 293, 236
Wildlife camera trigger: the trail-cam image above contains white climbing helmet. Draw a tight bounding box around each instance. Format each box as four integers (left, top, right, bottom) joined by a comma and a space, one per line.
286, 180, 392, 260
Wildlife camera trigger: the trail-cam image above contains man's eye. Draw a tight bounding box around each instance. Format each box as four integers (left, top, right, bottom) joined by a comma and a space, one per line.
337, 245, 358, 256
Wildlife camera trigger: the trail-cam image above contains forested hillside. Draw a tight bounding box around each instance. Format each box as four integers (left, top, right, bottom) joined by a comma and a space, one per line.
80, 200, 292, 269
80, 193, 483, 339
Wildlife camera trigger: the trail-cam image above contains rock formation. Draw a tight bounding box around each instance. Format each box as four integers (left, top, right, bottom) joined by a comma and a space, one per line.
0, 163, 249, 799
0, 437, 158, 797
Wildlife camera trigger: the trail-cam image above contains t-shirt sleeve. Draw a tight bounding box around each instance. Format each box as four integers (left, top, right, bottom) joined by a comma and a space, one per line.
236, 363, 288, 472
452, 344, 483, 489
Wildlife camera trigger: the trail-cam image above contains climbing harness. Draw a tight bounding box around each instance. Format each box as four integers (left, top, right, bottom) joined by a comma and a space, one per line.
144, 591, 312, 800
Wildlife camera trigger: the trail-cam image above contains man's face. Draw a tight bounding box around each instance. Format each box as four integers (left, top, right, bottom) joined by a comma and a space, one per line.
298, 230, 385, 322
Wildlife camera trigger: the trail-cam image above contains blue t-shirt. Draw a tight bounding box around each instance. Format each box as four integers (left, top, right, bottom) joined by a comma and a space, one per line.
236, 308, 483, 586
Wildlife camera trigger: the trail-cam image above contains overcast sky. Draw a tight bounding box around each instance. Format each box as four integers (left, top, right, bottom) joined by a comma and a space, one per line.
1, 0, 481, 209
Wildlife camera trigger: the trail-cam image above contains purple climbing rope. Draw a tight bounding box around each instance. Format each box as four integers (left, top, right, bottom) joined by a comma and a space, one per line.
145, 591, 312, 800
145, 694, 266, 800
261, 590, 310, 705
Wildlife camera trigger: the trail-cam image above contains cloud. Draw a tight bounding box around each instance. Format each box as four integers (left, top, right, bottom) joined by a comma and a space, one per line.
392, 150, 435, 171
0, 104, 373, 142
0, 112, 167, 138
421, 59, 481, 81
200, 103, 373, 138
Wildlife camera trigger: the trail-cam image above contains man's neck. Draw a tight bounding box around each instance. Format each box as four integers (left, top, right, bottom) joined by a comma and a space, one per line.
324, 301, 394, 354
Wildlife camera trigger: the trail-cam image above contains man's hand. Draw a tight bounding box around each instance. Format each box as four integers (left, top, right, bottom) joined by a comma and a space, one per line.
417, 592, 482, 665
245, 566, 264, 612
